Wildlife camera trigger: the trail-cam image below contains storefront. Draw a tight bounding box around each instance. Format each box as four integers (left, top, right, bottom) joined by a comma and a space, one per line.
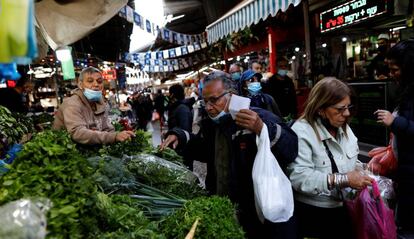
310, 0, 413, 146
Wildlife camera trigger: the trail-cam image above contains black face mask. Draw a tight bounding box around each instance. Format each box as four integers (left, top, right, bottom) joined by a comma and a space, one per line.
320, 117, 338, 132
377, 45, 387, 53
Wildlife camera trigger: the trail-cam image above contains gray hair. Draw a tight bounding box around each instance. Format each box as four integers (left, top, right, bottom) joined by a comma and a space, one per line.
204, 70, 237, 93
78, 67, 102, 82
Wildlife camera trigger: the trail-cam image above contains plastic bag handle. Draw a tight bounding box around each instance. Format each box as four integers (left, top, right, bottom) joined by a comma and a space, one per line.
371, 180, 381, 199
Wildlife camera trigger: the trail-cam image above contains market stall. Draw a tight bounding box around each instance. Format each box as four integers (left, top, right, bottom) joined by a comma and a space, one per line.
0, 105, 246, 238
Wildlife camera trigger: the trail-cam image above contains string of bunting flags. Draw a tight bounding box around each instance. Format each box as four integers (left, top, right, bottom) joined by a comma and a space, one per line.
139, 53, 208, 73
128, 41, 208, 61
118, 5, 207, 45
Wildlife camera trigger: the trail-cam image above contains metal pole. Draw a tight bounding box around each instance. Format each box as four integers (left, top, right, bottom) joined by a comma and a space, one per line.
303, 0, 312, 76
54, 56, 60, 107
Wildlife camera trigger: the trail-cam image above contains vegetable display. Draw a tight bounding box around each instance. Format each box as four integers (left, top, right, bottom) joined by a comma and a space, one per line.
125, 154, 205, 199
161, 196, 245, 239
0, 130, 245, 238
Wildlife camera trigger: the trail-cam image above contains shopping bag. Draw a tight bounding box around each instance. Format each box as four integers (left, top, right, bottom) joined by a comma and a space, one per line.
345, 181, 397, 239
252, 124, 294, 223
368, 134, 397, 175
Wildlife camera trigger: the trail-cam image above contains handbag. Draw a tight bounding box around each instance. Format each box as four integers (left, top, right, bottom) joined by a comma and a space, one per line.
367, 134, 397, 175
252, 124, 294, 223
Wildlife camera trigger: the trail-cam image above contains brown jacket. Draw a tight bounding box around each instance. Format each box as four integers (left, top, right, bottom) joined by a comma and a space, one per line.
53, 89, 117, 144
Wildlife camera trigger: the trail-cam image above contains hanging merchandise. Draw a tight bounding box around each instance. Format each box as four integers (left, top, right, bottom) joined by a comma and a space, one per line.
0, 0, 37, 64
0, 63, 21, 86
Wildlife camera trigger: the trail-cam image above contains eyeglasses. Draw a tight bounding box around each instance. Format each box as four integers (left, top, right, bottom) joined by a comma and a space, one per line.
200, 92, 228, 107
330, 104, 354, 114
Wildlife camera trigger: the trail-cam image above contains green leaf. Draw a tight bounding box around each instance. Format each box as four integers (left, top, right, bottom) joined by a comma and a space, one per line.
3, 180, 13, 186
59, 205, 77, 214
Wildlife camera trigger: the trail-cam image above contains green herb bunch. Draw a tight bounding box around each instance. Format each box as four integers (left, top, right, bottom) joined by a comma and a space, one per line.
0, 130, 100, 238
125, 154, 206, 199
96, 193, 164, 239
161, 196, 245, 239
98, 130, 152, 157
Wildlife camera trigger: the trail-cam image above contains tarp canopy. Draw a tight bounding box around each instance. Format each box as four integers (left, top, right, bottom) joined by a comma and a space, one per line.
35, 0, 127, 50
206, 0, 302, 43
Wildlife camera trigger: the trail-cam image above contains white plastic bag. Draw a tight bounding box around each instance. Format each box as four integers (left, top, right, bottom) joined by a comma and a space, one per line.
252, 124, 294, 223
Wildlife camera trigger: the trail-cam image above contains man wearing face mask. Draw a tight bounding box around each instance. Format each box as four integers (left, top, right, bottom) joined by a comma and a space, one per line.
367, 33, 390, 81
238, 69, 281, 117
229, 63, 243, 81
160, 71, 298, 239
53, 67, 135, 144
264, 57, 297, 118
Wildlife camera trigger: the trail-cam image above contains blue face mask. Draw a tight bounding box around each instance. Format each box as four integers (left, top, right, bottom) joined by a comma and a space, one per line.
209, 110, 227, 124
83, 88, 102, 102
247, 82, 262, 95
231, 72, 241, 81
208, 94, 230, 124
278, 69, 288, 77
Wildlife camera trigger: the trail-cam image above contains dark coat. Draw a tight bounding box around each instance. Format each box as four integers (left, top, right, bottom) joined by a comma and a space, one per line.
391, 98, 414, 230
264, 75, 297, 118
168, 107, 298, 237
167, 100, 193, 132
250, 93, 282, 117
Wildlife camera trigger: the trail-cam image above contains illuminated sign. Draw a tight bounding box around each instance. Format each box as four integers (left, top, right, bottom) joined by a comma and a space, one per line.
320, 0, 388, 33
102, 69, 117, 81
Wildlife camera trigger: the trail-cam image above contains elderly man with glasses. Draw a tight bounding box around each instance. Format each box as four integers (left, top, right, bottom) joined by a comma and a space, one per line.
161, 71, 298, 239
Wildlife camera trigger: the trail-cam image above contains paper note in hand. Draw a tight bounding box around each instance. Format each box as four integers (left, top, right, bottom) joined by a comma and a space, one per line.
229, 95, 251, 119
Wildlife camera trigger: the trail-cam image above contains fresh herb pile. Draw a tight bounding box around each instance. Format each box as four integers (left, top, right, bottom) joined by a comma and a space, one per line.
161, 196, 245, 239
0, 130, 244, 238
95, 193, 164, 239
151, 147, 184, 165
99, 130, 152, 157
0, 131, 100, 238
0, 131, 164, 238
125, 154, 206, 199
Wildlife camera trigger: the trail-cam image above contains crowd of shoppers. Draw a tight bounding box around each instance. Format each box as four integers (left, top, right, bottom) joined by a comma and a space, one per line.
29, 39, 412, 239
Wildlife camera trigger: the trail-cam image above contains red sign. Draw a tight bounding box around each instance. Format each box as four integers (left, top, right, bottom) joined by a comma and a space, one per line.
102, 69, 117, 81
319, 0, 388, 33
6, 80, 16, 88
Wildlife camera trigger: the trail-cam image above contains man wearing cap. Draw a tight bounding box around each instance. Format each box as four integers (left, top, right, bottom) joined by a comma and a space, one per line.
238, 69, 281, 117
367, 33, 390, 80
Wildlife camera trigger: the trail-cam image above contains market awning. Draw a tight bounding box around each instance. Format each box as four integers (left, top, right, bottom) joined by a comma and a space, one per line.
206, 0, 302, 43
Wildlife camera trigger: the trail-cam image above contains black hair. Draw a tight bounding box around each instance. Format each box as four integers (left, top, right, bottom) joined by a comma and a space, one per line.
169, 84, 185, 100
16, 65, 28, 88
386, 39, 414, 110
277, 57, 289, 65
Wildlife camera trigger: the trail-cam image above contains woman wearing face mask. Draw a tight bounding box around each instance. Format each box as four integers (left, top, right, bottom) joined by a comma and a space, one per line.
238, 69, 281, 117
287, 77, 373, 239
53, 67, 135, 144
